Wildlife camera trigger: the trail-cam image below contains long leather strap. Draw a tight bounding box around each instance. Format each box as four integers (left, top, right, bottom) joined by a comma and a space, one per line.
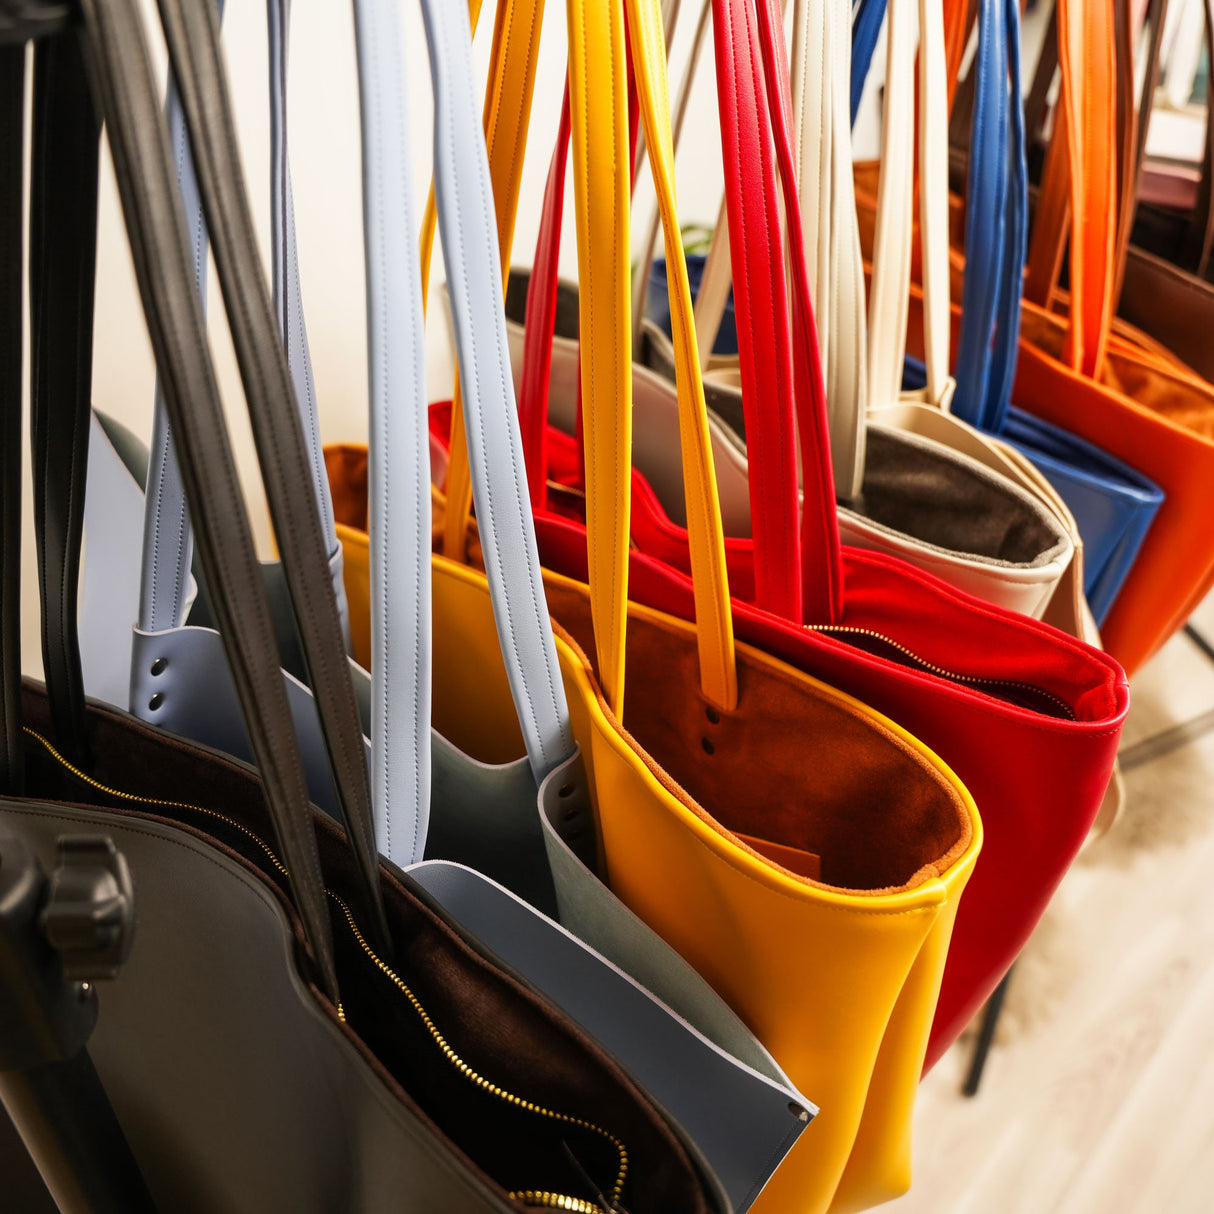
30, 30, 100, 771
519, 86, 570, 510
153, 0, 390, 953
0, 44, 23, 794
78, 0, 342, 996
420, 0, 579, 771
139, 0, 343, 637
353, 0, 432, 863
866, 0, 954, 414
1023, 0, 1117, 379
438, 0, 547, 565
791, 0, 869, 499
850, 0, 885, 123
951, 0, 1011, 428
631, 0, 710, 358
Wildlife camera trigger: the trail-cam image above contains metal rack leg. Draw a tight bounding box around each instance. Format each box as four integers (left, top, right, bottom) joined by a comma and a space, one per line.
962, 966, 1014, 1097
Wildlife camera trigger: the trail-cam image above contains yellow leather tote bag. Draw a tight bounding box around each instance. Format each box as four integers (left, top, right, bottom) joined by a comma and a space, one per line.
327, 1, 981, 1210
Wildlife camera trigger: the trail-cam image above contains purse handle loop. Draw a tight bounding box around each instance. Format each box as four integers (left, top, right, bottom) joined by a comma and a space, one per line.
569, 0, 738, 712
138, 0, 346, 639
1022, 0, 1118, 379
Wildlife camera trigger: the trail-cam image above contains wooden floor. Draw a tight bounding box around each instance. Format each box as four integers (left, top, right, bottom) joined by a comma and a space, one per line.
886, 608, 1214, 1214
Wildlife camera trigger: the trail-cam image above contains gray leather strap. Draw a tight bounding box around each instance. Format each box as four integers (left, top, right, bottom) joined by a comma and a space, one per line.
354, 0, 575, 864
417, 0, 576, 779
139, 0, 342, 636
351, 0, 431, 865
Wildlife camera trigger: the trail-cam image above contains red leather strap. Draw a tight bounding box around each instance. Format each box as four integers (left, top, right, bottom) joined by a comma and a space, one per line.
521, 0, 842, 624
749, 0, 842, 624
519, 87, 570, 510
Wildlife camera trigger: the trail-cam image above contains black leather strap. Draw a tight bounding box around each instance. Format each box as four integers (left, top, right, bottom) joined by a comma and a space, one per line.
153, 0, 390, 956
30, 28, 100, 771
0, 44, 23, 797
76, 0, 342, 1000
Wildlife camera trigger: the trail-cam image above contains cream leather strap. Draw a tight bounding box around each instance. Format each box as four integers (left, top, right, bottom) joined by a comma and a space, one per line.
790, 0, 869, 499
868, 0, 954, 414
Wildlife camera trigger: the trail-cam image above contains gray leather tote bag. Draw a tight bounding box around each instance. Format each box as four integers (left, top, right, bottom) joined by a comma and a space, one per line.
0, 1, 733, 1210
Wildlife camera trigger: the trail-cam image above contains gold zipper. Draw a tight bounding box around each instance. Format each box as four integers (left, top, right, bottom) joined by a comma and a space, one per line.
804, 625, 1077, 720
24, 728, 628, 1212
510, 1193, 608, 1212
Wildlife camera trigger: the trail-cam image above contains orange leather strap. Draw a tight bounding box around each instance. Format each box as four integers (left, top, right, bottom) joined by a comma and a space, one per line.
1024, 0, 1117, 379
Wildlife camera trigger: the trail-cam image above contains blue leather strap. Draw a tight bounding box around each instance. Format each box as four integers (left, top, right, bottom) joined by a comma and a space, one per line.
850, 0, 886, 126
983, 0, 1027, 433
139, 0, 341, 637
353, 0, 575, 863
951, 0, 1008, 429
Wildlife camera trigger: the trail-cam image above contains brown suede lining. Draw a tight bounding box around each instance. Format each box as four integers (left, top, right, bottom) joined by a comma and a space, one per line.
539, 583, 972, 895
14, 684, 714, 1214
324, 444, 370, 532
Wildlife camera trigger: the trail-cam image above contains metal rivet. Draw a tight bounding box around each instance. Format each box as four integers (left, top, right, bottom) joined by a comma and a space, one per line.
788, 1102, 809, 1122
705, 706, 721, 725
563, 807, 578, 822
701, 737, 715, 755
150, 658, 168, 676
558, 782, 575, 798
148, 693, 164, 711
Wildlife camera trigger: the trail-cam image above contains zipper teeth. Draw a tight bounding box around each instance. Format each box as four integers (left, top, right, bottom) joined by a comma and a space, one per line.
805, 625, 1077, 720
24, 727, 628, 1211
509, 1193, 605, 1212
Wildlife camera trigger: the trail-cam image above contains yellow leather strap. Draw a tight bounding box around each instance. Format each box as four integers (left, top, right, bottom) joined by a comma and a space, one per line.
435, 0, 547, 561
623, 0, 736, 711
564, 0, 632, 712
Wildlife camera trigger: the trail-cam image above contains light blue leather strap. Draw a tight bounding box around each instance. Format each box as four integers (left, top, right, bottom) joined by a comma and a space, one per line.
351, 0, 431, 864
418, 0, 577, 782
353, 0, 575, 863
138, 0, 341, 636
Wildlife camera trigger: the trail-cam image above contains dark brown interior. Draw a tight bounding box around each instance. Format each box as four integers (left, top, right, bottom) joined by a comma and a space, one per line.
15, 685, 715, 1214
855, 428, 1062, 564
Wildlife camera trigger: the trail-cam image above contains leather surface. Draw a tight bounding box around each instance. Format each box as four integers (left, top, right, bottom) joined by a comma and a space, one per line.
412, 853, 811, 1214
2, 797, 516, 1214
515, 273, 1073, 621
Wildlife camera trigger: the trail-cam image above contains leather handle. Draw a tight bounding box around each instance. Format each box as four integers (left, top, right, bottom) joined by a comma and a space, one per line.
1023, 0, 1117, 378
139, 0, 346, 639
30, 31, 100, 771
151, 0, 391, 955
78, 0, 344, 997
0, 44, 21, 795
436, 0, 545, 566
